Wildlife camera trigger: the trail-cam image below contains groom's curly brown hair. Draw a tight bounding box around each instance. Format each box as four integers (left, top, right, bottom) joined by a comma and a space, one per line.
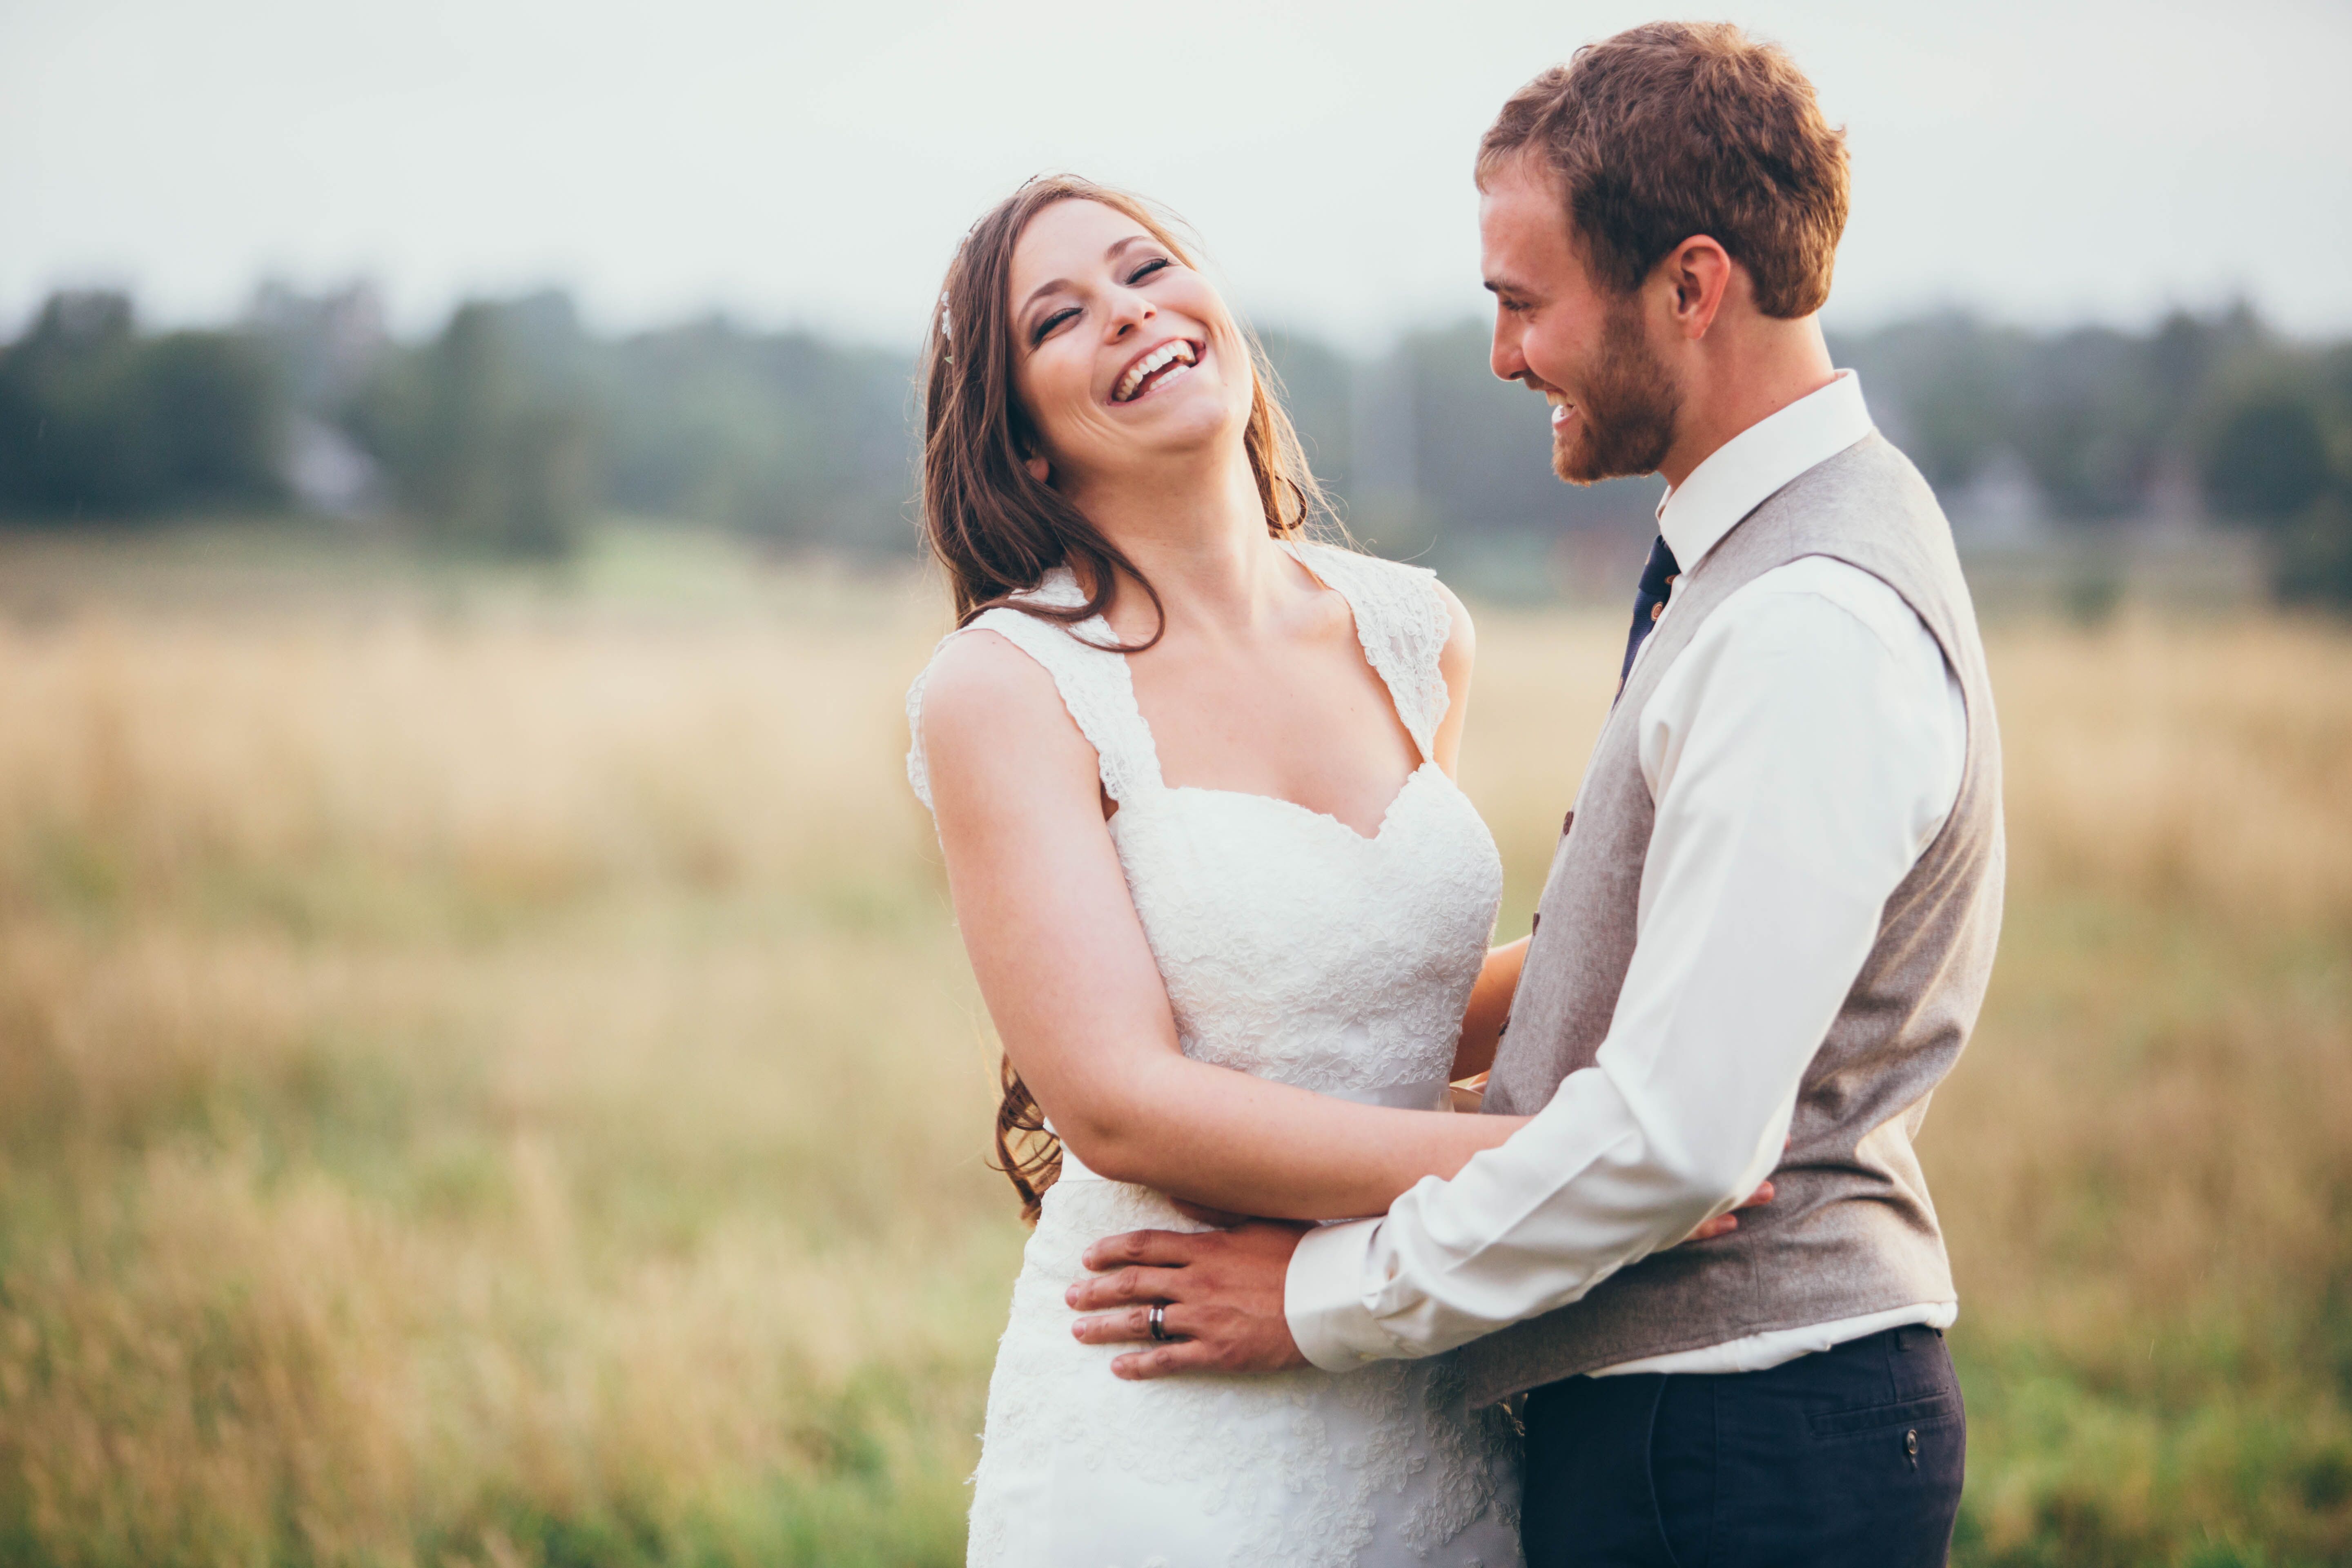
1479, 22, 1849, 318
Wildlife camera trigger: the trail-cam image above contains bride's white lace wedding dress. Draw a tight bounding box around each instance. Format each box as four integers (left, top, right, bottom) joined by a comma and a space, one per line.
907, 539, 1521, 1568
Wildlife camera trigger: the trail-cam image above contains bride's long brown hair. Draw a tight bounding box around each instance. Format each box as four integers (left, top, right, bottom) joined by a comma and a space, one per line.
919, 175, 1329, 1223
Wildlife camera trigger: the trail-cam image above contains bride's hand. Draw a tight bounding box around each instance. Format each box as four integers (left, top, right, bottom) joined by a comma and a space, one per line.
1681, 1179, 1774, 1244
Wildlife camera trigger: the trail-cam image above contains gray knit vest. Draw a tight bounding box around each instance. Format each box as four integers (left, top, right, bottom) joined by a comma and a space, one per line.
1461, 432, 2004, 1407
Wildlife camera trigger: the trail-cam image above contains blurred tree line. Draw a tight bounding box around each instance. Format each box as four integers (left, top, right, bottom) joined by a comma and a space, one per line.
2, 284, 2349, 604
0, 285, 914, 560
0, 292, 286, 518
1831, 308, 2352, 606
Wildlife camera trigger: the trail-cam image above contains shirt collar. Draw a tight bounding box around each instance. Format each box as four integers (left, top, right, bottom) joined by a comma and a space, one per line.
1655, 370, 1874, 570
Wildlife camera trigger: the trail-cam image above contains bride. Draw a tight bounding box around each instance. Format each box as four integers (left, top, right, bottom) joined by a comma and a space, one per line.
906, 176, 1747, 1568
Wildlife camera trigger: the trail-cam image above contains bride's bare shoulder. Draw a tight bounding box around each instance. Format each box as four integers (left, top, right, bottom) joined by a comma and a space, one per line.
917, 626, 1095, 788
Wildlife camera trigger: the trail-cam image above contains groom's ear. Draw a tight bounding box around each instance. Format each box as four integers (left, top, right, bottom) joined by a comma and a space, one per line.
1661, 235, 1735, 343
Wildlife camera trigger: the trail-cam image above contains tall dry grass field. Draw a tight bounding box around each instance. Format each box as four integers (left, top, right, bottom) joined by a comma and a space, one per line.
0, 540, 2345, 1567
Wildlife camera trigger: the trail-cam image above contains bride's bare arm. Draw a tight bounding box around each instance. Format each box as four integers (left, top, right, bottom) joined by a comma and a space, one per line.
921, 628, 1523, 1223
1429, 578, 1528, 1085
1454, 935, 1528, 1081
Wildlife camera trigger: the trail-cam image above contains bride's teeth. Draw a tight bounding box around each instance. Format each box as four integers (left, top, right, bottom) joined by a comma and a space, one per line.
1116, 341, 1196, 402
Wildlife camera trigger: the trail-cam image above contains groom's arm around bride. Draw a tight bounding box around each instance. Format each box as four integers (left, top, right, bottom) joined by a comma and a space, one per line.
1072, 24, 2001, 1568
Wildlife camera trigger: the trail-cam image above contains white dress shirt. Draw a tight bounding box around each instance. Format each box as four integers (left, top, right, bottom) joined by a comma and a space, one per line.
1287, 372, 1968, 1376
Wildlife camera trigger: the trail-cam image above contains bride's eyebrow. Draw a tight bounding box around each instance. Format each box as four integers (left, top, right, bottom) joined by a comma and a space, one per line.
1017, 234, 1161, 334
1019, 279, 1073, 333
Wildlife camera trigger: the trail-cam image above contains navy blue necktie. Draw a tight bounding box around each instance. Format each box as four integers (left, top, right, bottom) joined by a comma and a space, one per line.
1616, 535, 1681, 698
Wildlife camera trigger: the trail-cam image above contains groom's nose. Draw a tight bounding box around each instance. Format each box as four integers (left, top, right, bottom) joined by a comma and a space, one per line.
1490, 319, 1528, 384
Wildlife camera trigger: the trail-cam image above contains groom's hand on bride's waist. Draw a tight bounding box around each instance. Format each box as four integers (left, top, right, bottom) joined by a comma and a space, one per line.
1067, 1219, 1312, 1379
1063, 1174, 1779, 1381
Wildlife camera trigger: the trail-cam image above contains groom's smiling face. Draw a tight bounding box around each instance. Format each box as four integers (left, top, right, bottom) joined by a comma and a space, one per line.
1480, 154, 1682, 485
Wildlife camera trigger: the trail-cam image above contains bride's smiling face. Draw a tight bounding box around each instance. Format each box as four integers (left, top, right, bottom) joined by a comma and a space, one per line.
1007, 198, 1252, 489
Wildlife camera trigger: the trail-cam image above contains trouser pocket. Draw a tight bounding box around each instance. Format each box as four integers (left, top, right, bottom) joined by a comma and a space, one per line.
1710, 1329, 1968, 1568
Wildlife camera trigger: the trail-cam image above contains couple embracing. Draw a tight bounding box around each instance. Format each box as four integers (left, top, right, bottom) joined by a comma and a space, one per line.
906, 22, 2001, 1568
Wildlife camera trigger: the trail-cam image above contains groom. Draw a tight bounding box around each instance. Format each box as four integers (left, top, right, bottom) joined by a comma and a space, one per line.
1069, 21, 2001, 1568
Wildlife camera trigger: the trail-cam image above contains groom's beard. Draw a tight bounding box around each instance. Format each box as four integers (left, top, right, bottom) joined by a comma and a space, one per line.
1552, 300, 1681, 485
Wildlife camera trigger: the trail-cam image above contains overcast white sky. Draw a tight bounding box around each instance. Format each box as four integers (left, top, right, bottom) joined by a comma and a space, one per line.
7, 0, 2349, 347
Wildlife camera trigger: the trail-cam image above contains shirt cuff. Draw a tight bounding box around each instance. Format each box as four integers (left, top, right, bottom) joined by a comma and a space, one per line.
1284, 1218, 1404, 1371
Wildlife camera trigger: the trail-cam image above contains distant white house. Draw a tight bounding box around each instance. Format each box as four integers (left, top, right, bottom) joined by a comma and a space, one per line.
284, 415, 379, 518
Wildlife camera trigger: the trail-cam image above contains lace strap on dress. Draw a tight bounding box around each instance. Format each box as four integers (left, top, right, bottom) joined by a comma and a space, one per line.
1287, 539, 1453, 760
905, 579, 1164, 812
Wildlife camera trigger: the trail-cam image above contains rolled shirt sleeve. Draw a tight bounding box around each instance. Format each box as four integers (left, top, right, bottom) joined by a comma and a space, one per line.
1287, 561, 1967, 1370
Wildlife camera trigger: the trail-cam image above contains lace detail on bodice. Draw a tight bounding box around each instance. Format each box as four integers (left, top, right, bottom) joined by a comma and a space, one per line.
906, 544, 1498, 1099
904, 543, 1516, 1567
1282, 540, 1454, 760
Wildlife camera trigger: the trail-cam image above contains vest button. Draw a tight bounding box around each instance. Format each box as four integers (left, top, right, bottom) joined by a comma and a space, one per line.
1650, 601, 1664, 621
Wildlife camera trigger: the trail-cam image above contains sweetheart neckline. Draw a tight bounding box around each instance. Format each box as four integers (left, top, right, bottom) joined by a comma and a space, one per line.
1125, 760, 1451, 845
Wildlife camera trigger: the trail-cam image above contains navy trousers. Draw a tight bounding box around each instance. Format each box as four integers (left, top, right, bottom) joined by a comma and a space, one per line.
1519, 1325, 1965, 1568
